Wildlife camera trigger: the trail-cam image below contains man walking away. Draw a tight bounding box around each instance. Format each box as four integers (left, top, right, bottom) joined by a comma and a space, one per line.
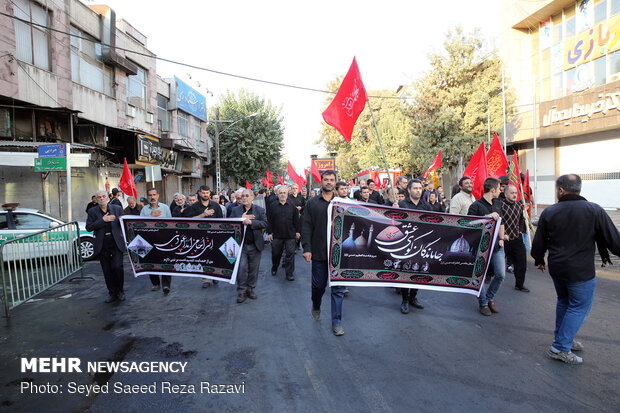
532, 174, 620, 365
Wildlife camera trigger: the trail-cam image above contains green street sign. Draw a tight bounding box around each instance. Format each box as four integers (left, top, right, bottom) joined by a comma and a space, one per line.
34, 157, 67, 171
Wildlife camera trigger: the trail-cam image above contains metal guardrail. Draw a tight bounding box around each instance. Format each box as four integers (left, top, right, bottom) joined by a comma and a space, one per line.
1, 221, 84, 317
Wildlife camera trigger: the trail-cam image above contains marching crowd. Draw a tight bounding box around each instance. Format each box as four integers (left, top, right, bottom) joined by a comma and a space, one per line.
84, 170, 620, 365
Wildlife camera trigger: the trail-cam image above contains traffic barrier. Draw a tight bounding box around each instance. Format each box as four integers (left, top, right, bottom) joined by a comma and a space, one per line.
1, 222, 84, 317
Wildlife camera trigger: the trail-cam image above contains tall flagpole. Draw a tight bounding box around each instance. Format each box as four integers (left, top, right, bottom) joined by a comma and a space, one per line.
367, 100, 397, 203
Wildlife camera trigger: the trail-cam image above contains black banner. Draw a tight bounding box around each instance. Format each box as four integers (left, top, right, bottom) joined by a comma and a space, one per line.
328, 201, 499, 296
119, 217, 246, 284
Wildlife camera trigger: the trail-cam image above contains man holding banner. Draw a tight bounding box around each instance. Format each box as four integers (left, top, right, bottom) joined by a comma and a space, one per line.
302, 170, 346, 336
397, 179, 430, 314
230, 189, 268, 303
140, 188, 173, 295
468, 177, 506, 316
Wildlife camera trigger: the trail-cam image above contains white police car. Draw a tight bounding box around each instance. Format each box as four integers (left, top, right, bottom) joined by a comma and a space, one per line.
0, 206, 95, 261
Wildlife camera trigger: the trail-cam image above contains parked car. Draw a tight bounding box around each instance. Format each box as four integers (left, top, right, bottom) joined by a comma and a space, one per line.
0, 207, 95, 261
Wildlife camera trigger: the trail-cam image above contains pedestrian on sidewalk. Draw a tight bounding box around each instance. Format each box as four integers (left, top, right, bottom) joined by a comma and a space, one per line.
231, 189, 267, 303
86, 190, 126, 303
531, 174, 620, 365
267, 185, 301, 281
302, 170, 346, 336
140, 188, 173, 295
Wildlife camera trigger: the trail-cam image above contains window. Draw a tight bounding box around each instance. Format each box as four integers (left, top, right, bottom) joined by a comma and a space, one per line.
610, 49, 620, 75
552, 14, 562, 44
199, 138, 205, 153
13, 213, 53, 230
551, 73, 564, 99
0, 214, 7, 230
70, 27, 113, 95
13, 0, 50, 70
613, 0, 620, 15
566, 67, 577, 94
157, 94, 170, 131
565, 15, 576, 38
577, 0, 593, 33
178, 111, 189, 137
594, 56, 607, 86
595, 0, 607, 24
127, 66, 147, 109
194, 123, 201, 141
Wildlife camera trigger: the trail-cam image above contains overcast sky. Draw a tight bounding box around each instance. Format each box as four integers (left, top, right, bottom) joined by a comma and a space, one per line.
97, 0, 500, 171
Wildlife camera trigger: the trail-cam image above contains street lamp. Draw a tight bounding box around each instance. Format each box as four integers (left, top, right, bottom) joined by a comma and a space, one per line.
213, 111, 258, 193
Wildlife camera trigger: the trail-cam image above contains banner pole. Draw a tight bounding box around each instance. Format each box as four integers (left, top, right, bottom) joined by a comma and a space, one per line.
366, 100, 397, 204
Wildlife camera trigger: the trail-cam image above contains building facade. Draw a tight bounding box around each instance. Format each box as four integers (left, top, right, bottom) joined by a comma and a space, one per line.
0, 0, 213, 221
500, 0, 620, 208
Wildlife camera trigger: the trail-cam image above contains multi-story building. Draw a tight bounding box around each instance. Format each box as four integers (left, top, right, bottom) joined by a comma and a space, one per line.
0, 0, 213, 221
500, 0, 620, 208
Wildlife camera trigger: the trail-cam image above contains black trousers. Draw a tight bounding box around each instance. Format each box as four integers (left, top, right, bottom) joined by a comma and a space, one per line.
100, 235, 124, 296
401, 288, 418, 302
505, 236, 527, 288
149, 274, 171, 289
271, 238, 296, 276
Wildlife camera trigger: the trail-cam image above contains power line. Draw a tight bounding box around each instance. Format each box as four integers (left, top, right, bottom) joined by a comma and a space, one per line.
0, 10, 406, 100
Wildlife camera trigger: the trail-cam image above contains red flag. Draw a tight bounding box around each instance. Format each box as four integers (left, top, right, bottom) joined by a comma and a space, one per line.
262, 177, 267, 187
287, 161, 303, 188
119, 158, 137, 198
277, 173, 284, 185
463, 143, 487, 199
350, 178, 354, 187
382, 178, 389, 189
373, 173, 381, 188
507, 151, 522, 202
302, 169, 308, 186
245, 180, 253, 190
422, 150, 442, 179
311, 159, 321, 182
266, 168, 274, 187
523, 169, 532, 218
322, 57, 368, 142
486, 133, 509, 178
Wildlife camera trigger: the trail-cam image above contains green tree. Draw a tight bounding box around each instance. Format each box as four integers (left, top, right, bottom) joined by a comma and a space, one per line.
208, 89, 284, 185
318, 81, 415, 180
408, 26, 515, 175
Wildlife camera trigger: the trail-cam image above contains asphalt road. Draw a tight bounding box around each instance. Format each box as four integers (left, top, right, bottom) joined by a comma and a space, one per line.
1, 245, 619, 413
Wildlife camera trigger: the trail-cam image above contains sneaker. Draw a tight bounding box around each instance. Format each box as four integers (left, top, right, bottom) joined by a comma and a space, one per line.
117, 292, 126, 301
488, 301, 499, 313
479, 305, 492, 316
546, 346, 583, 364
515, 286, 530, 292
163, 287, 170, 295
400, 301, 410, 314
507, 265, 514, 273
271, 268, 277, 276
151, 285, 161, 291
286, 274, 295, 281
571, 340, 585, 352
332, 323, 344, 336
343, 288, 350, 297
311, 307, 320, 321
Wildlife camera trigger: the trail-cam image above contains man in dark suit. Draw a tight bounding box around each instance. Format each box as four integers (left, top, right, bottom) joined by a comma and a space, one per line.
230, 188, 267, 303
86, 190, 126, 303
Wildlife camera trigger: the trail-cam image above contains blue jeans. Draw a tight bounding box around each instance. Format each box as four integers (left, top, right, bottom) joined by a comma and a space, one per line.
551, 277, 596, 352
479, 247, 506, 306
311, 260, 344, 325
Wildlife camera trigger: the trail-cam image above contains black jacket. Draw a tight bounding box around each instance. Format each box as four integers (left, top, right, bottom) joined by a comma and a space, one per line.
230, 204, 268, 251
267, 200, 301, 239
86, 204, 126, 255
302, 194, 333, 261
531, 194, 620, 282
398, 198, 431, 211
183, 200, 223, 218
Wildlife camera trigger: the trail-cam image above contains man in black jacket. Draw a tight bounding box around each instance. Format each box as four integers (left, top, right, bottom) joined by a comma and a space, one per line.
183, 186, 223, 219
468, 177, 505, 317
231, 189, 268, 303
397, 179, 430, 313
86, 190, 126, 303
532, 174, 620, 365
268, 185, 301, 281
302, 170, 345, 336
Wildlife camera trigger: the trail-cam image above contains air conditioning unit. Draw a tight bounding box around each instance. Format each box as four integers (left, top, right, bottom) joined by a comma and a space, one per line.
146, 112, 154, 124
127, 104, 136, 117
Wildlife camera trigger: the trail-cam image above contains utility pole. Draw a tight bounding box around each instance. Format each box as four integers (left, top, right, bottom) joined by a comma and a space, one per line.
214, 108, 221, 194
